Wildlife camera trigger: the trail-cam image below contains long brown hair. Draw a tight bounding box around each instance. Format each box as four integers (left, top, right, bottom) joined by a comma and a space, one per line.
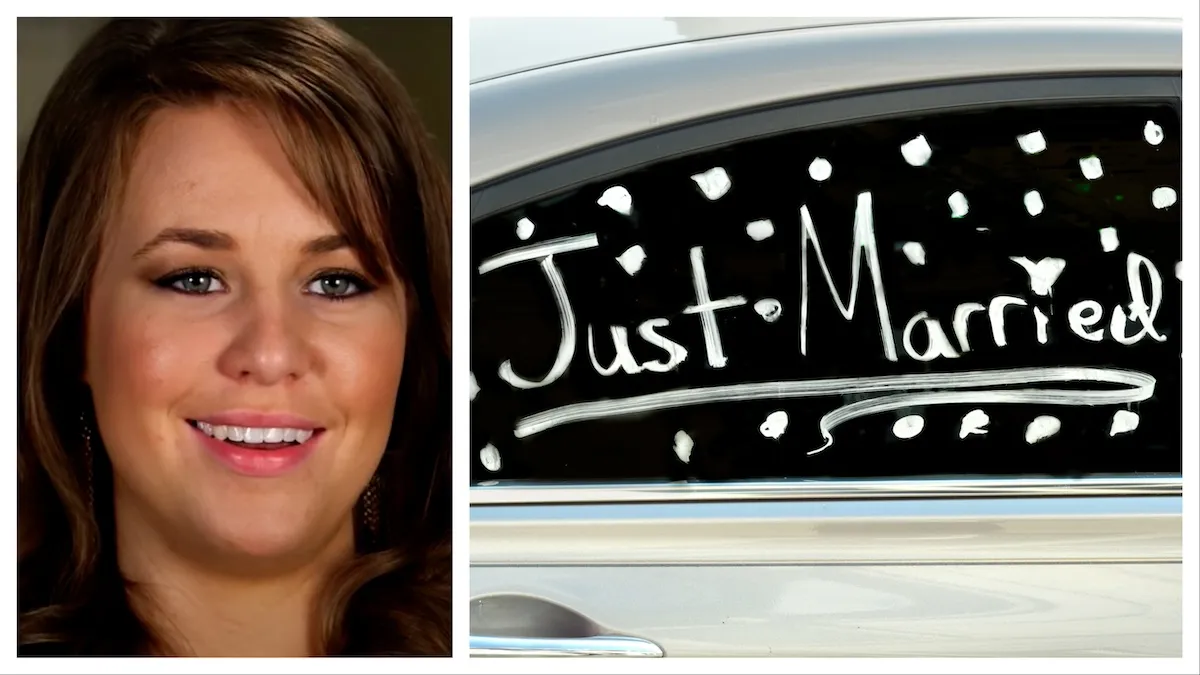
18, 18, 451, 656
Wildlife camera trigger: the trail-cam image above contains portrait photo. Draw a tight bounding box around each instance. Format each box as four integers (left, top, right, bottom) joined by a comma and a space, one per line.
17, 17, 452, 657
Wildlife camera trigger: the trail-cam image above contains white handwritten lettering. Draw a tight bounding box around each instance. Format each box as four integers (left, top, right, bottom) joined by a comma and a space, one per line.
902, 311, 960, 361
1010, 256, 1066, 297
637, 319, 689, 373
1111, 252, 1166, 345
587, 325, 643, 376
683, 246, 746, 368
497, 255, 578, 389
1068, 300, 1105, 342
478, 233, 598, 275
953, 302, 986, 352
988, 295, 1028, 347
1034, 307, 1050, 344
478, 235, 601, 390
800, 192, 898, 361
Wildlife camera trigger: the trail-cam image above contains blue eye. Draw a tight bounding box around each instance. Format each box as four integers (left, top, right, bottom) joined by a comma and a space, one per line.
158, 270, 226, 294
306, 273, 369, 299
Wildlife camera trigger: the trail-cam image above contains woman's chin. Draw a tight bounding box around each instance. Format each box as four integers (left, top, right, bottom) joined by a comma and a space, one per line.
215, 526, 312, 562
194, 504, 351, 568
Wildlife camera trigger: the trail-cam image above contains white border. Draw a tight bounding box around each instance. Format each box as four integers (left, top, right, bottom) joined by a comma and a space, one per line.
4, 0, 1197, 673
451, 10, 472, 664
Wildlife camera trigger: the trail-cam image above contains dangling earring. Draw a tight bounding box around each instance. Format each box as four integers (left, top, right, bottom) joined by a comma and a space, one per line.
79, 410, 95, 512
361, 474, 382, 540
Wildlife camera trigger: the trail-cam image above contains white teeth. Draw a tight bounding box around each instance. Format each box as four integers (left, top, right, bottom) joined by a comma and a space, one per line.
195, 422, 315, 445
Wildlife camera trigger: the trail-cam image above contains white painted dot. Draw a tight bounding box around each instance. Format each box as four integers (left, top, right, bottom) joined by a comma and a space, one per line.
1109, 410, 1140, 436
515, 217, 535, 240
759, 411, 789, 439
616, 245, 646, 276
754, 298, 782, 323
469, 372, 480, 401
673, 430, 694, 464
808, 157, 833, 182
746, 219, 775, 241
1144, 120, 1164, 146
1017, 130, 1047, 154
1079, 155, 1104, 180
480, 444, 502, 472
893, 415, 925, 439
1099, 227, 1120, 253
959, 409, 989, 438
1024, 190, 1044, 217
1152, 186, 1177, 210
691, 167, 732, 200
901, 241, 927, 266
900, 135, 932, 166
1024, 415, 1061, 444
598, 186, 633, 215
948, 191, 969, 218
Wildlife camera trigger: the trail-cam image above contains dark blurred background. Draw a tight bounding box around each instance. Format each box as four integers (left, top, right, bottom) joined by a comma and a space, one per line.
17, 17, 452, 169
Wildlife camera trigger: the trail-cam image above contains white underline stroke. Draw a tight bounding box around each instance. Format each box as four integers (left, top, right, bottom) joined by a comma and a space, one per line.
479, 234, 599, 274
512, 367, 1155, 443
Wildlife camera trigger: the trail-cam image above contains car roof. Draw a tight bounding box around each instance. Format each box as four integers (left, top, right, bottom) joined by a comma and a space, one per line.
470, 17, 1182, 187
470, 17, 937, 83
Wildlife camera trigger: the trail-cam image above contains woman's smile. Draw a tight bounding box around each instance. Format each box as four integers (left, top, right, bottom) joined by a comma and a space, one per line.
186, 411, 327, 477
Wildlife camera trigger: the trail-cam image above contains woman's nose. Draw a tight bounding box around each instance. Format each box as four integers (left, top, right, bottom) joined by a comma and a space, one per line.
216, 292, 314, 385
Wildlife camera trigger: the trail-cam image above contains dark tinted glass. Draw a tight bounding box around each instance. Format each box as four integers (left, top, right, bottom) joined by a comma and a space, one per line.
471, 102, 1182, 484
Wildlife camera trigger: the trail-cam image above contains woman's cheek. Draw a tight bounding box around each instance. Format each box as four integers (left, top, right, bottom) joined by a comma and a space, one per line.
312, 311, 406, 433
92, 301, 218, 409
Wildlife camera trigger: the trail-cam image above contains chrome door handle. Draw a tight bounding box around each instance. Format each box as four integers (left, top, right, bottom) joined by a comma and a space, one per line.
470, 634, 665, 657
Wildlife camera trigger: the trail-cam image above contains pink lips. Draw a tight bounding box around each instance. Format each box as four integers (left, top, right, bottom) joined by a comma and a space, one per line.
189, 410, 324, 478
198, 411, 321, 430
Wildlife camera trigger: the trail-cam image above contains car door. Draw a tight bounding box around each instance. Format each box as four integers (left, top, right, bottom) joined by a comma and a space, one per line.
468, 22, 1183, 658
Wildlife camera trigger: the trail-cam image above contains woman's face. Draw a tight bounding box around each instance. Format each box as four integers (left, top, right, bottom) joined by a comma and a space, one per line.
86, 103, 406, 565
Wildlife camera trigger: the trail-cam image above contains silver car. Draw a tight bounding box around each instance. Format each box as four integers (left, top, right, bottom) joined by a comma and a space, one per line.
469, 17, 1182, 657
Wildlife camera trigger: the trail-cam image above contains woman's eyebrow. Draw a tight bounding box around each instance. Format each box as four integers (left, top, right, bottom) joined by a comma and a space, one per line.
131, 229, 350, 258
302, 234, 350, 256
132, 227, 235, 259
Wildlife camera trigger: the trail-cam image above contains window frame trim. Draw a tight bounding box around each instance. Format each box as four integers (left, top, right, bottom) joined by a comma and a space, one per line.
471, 74, 1182, 222
470, 476, 1183, 506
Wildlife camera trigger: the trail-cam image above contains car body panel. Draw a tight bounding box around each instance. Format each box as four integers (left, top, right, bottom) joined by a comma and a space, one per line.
470, 16, 933, 83
472, 563, 1180, 657
471, 482, 1183, 656
471, 17, 1181, 187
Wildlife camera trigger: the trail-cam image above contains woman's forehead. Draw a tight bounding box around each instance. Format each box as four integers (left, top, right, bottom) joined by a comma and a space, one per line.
113, 104, 345, 253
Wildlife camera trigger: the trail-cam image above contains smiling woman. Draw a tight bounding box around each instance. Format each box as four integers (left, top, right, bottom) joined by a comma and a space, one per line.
18, 18, 450, 656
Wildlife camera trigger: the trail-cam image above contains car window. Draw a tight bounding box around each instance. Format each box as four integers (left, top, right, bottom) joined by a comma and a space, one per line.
471, 101, 1181, 484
